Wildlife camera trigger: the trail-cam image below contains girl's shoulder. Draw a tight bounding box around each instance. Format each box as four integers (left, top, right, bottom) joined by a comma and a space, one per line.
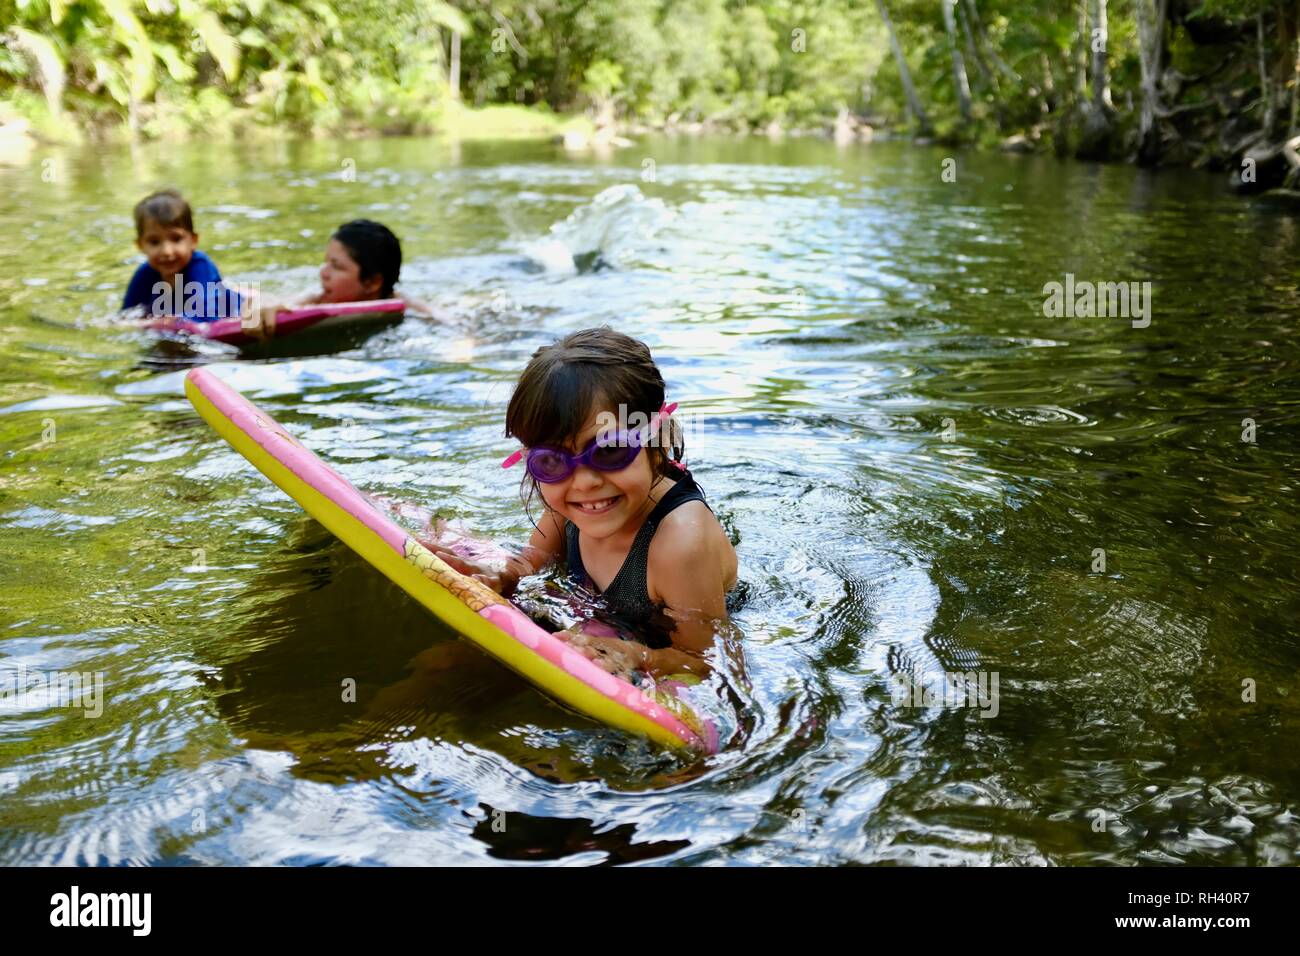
646, 498, 737, 585
651, 498, 729, 550
644, 506, 738, 613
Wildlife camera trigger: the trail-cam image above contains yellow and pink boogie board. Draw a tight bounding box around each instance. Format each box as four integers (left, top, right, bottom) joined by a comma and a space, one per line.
184, 367, 717, 753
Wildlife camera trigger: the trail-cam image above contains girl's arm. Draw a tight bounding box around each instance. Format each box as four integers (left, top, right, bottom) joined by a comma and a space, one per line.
498, 507, 566, 593
641, 504, 739, 677
560, 506, 738, 681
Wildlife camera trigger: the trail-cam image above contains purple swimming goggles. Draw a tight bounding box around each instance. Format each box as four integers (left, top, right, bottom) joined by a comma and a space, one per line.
502, 403, 677, 484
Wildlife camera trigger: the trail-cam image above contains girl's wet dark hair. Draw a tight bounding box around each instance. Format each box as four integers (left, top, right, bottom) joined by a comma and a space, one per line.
332, 219, 401, 297
505, 327, 685, 512
134, 189, 194, 236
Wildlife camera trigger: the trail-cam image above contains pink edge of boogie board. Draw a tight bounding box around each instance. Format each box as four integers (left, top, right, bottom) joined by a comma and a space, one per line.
184, 366, 719, 754
146, 298, 406, 346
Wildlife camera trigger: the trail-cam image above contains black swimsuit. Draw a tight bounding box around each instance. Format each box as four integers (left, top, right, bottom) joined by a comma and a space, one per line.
564, 466, 709, 649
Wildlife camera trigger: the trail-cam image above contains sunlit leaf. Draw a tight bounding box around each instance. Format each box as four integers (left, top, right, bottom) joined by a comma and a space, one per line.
98, 0, 150, 44
193, 10, 241, 82
416, 0, 470, 34
152, 40, 196, 82
129, 49, 155, 100
237, 27, 267, 49
6, 26, 65, 110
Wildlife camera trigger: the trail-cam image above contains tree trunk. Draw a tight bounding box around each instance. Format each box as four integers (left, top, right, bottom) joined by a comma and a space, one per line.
959, 1, 995, 90
1040, 52, 1057, 114
943, 0, 974, 123
1291, 8, 1300, 137
1277, 1, 1300, 139
1259, 14, 1277, 135
1074, 1, 1088, 100
1135, 0, 1168, 165
1090, 0, 1114, 112
957, 2, 1007, 128
1075, 0, 1116, 159
874, 0, 932, 135
450, 30, 461, 101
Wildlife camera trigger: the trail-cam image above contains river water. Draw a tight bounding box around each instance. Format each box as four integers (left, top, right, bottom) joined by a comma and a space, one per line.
1, 134, 1297, 865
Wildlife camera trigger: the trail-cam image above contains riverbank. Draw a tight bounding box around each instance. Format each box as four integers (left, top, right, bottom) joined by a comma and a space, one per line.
0, 95, 592, 148
5, 1, 1294, 194
4, 87, 1295, 209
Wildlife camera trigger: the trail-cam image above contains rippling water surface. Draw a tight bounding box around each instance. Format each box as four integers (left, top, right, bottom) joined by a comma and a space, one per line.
1, 135, 1297, 865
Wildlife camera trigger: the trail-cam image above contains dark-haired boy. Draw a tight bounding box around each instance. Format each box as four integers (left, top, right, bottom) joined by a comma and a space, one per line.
245, 218, 430, 338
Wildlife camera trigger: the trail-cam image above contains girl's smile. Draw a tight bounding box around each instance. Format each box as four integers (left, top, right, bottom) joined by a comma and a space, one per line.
569, 494, 621, 515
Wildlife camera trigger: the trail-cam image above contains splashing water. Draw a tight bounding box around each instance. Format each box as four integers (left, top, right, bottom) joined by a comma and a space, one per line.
519, 184, 669, 274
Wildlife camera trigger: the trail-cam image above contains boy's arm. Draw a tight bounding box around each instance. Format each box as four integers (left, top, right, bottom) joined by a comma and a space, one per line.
237, 289, 325, 339
122, 263, 153, 311
396, 293, 436, 318
190, 252, 225, 288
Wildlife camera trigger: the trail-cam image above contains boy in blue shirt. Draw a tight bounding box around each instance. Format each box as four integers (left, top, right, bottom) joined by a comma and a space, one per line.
123, 189, 242, 321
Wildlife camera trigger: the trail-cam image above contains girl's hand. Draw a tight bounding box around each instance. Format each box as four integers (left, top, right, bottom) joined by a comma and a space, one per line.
420, 541, 514, 593
562, 629, 648, 680
417, 518, 521, 594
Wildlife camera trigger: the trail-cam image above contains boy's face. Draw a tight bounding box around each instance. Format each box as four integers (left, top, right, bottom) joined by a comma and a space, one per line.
136, 220, 198, 280
537, 409, 658, 543
319, 239, 382, 302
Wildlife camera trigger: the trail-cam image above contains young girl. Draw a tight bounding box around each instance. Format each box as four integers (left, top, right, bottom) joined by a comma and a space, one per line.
425, 327, 738, 681
245, 219, 430, 337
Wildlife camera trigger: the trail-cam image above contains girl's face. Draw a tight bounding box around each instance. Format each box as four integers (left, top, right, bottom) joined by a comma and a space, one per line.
538, 409, 658, 541
319, 238, 382, 302
137, 220, 198, 281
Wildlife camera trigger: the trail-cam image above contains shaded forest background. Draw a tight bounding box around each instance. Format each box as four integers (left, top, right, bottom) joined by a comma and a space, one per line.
1, 1, 1295, 186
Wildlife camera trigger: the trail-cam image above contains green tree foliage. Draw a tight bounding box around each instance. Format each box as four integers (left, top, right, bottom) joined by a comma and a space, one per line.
0, 0, 465, 135
0, 0, 1292, 174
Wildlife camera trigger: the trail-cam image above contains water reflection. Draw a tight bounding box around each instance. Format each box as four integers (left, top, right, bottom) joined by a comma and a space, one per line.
1, 135, 1297, 864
